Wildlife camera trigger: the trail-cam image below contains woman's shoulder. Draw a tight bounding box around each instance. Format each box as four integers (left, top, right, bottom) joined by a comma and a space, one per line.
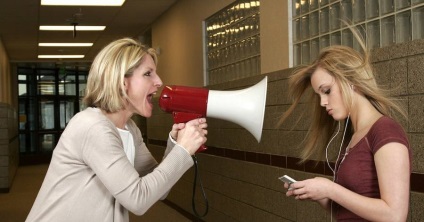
67, 107, 115, 132
72, 107, 105, 121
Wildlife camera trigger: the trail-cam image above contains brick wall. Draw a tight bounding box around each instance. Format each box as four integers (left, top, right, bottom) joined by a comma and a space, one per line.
147, 39, 424, 221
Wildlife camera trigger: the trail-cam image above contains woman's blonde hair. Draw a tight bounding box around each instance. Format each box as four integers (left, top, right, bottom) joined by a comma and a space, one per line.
279, 25, 406, 162
83, 38, 158, 113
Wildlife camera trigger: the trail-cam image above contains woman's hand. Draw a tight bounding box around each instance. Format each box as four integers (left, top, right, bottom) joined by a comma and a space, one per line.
285, 177, 334, 201
173, 118, 208, 155
170, 122, 185, 141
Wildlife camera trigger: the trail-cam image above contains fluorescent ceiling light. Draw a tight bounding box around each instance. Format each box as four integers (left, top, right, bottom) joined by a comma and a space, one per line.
39, 43, 93, 47
41, 0, 125, 6
38, 55, 85, 59
40, 26, 105, 31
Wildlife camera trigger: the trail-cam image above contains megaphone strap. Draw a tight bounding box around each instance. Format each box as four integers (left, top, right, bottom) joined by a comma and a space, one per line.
191, 155, 209, 218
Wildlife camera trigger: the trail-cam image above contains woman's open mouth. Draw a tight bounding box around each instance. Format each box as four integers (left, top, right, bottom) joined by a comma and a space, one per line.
147, 92, 156, 104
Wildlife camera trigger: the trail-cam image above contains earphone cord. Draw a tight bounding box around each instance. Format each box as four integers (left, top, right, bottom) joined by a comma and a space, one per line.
325, 115, 350, 222
325, 121, 341, 174
191, 155, 209, 218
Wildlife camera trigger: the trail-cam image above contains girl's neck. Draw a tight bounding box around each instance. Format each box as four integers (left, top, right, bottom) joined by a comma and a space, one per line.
350, 95, 382, 133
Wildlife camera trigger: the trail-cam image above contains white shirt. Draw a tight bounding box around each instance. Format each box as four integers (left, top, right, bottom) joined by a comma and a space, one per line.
117, 127, 135, 166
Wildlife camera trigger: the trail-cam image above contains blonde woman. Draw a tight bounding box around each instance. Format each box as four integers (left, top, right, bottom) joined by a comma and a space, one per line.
280, 29, 411, 221
27, 38, 207, 222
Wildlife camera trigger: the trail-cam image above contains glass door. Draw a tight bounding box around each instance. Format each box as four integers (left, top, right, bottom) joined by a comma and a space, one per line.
18, 65, 88, 164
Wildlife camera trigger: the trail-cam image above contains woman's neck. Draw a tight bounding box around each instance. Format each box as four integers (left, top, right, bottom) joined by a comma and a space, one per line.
101, 109, 132, 129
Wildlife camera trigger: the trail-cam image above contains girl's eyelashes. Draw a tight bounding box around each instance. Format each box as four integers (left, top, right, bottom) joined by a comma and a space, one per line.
324, 88, 331, 94
319, 87, 331, 95
316, 81, 334, 95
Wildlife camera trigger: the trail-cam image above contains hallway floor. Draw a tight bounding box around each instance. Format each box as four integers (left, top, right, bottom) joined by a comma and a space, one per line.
0, 164, 191, 222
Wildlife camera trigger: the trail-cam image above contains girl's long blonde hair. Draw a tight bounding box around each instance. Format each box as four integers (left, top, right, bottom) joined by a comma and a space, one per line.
279, 25, 406, 162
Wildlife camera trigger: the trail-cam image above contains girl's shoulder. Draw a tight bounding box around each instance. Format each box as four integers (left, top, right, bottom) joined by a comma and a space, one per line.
367, 116, 409, 153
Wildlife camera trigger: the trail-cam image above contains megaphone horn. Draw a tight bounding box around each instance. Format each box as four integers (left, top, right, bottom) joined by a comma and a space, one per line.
159, 76, 268, 152
207, 76, 267, 142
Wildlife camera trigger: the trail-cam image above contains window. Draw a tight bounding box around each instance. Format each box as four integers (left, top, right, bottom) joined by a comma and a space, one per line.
205, 0, 261, 85
292, 0, 424, 66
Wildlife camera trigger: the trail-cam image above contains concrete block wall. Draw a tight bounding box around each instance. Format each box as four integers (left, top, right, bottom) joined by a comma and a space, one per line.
0, 103, 19, 193
147, 39, 424, 221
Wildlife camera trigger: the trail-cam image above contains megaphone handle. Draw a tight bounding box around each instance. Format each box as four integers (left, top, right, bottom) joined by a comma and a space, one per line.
196, 144, 207, 153
171, 112, 207, 153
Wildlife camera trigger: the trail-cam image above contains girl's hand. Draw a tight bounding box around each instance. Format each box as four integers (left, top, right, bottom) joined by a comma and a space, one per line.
286, 177, 333, 201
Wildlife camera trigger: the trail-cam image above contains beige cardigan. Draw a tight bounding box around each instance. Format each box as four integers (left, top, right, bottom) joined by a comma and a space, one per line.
26, 108, 193, 222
